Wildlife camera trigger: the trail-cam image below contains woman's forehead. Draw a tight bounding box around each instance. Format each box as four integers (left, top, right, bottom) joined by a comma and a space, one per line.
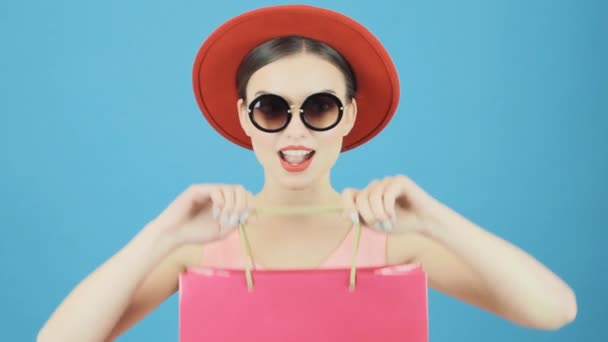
246, 54, 347, 101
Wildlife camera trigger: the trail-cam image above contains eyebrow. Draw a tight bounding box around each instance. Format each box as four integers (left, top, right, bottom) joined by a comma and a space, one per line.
253, 89, 338, 99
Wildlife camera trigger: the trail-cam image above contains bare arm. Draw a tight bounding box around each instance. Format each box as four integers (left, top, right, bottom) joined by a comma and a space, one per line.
37, 224, 182, 342
106, 242, 202, 340
344, 174, 576, 331
37, 183, 255, 341
389, 203, 577, 330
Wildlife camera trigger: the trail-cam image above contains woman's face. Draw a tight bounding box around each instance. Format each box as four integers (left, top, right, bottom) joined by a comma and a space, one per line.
237, 53, 357, 190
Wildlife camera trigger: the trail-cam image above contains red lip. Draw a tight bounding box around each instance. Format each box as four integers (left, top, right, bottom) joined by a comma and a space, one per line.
277, 145, 315, 173
279, 154, 314, 173
278, 145, 314, 152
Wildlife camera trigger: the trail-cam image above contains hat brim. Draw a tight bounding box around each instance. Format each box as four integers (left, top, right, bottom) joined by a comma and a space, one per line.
192, 5, 400, 152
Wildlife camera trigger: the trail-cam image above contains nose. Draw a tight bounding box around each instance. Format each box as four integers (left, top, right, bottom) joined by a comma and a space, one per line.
283, 110, 310, 139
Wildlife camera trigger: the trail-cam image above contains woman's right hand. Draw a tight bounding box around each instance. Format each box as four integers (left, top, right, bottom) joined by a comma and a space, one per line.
147, 184, 255, 248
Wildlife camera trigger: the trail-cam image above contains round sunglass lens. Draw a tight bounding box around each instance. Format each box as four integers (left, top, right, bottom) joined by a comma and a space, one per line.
250, 95, 289, 131
301, 93, 341, 130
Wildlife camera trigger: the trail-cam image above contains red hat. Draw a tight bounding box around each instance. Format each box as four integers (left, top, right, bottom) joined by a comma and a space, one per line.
192, 4, 400, 152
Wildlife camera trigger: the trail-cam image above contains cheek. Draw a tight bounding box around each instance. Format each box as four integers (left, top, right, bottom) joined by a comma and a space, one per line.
315, 131, 343, 159
250, 132, 278, 161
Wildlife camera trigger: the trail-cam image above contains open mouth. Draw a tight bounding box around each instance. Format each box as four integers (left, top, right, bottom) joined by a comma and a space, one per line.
278, 150, 316, 165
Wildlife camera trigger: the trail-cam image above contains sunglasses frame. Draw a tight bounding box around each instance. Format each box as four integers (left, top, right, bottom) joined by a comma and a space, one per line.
247, 92, 344, 133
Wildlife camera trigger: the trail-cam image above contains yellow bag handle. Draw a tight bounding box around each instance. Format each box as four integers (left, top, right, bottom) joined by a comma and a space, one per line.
237, 206, 363, 291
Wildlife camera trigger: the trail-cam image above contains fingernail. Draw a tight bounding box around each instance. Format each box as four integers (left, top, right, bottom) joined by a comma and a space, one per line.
220, 214, 228, 225
239, 211, 249, 224
229, 214, 239, 226
213, 207, 220, 220
374, 223, 383, 230
350, 211, 360, 225
382, 221, 393, 231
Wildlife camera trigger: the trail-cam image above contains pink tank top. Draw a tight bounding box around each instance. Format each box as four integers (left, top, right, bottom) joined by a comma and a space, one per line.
200, 226, 388, 269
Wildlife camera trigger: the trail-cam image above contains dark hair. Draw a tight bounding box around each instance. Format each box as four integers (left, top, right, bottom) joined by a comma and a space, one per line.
236, 35, 357, 102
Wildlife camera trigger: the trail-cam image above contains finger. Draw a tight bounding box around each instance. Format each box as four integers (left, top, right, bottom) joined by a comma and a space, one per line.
369, 179, 392, 231
206, 187, 225, 220
355, 181, 379, 228
219, 186, 236, 228
233, 185, 248, 225
341, 188, 359, 225
383, 178, 405, 224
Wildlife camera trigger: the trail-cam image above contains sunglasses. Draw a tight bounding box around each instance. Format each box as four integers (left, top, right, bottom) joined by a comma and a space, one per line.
247, 92, 344, 133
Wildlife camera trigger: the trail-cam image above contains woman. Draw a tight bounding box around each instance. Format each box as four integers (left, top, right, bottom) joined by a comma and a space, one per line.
38, 5, 577, 341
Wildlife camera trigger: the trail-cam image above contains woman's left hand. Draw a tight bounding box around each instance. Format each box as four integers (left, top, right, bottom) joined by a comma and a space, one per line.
341, 174, 442, 234
343, 175, 578, 330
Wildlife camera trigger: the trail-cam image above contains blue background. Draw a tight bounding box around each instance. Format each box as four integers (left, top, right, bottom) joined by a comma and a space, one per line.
1, 0, 605, 340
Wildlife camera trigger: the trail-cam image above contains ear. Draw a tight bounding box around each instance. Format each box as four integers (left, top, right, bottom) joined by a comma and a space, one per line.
237, 98, 252, 137
342, 97, 357, 137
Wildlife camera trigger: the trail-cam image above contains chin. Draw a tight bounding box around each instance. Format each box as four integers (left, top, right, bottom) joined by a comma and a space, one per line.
268, 162, 330, 191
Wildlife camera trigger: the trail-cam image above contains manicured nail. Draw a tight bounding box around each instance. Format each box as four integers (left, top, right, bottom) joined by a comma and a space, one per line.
213, 207, 220, 220
382, 221, 393, 231
374, 223, 383, 230
350, 211, 360, 225
239, 211, 249, 224
220, 214, 228, 225
229, 214, 239, 226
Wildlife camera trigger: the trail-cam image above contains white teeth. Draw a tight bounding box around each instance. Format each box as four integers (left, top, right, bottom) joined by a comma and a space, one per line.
281, 150, 311, 156
279, 149, 314, 165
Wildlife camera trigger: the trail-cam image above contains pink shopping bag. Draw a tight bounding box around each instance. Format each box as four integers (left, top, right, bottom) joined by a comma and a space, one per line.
178, 219, 429, 341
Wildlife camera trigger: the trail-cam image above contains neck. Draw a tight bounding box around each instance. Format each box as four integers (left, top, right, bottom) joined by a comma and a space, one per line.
250, 172, 348, 234
255, 173, 341, 209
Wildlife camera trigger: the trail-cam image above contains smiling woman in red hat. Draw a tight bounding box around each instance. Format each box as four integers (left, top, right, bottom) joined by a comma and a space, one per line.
38, 5, 576, 341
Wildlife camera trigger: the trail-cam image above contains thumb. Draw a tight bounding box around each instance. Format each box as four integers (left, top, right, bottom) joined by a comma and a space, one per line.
341, 188, 360, 225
